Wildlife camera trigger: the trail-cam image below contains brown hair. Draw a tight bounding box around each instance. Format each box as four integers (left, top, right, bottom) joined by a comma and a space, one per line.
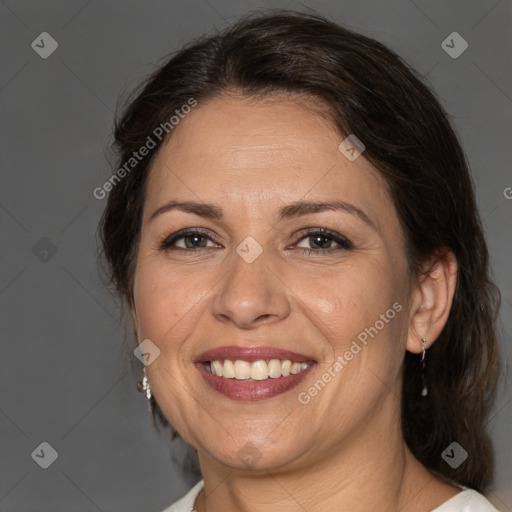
99, 10, 501, 491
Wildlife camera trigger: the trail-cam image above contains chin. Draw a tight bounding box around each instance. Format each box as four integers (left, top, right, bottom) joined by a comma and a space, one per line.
197, 434, 310, 473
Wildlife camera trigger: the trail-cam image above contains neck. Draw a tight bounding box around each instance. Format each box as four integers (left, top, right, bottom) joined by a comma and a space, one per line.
193, 391, 442, 512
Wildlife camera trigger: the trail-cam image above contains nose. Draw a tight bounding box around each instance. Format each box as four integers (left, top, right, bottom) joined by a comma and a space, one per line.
210, 249, 291, 329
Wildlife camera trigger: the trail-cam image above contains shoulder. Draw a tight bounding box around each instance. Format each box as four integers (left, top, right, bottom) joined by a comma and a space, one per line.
160, 480, 204, 512
432, 489, 500, 511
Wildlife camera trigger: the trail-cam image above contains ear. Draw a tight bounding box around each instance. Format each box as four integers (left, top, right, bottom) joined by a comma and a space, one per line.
406, 250, 458, 354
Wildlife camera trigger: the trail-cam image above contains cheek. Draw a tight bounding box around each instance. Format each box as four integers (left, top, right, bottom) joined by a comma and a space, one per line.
290, 259, 407, 385
132, 261, 206, 346
293, 260, 399, 335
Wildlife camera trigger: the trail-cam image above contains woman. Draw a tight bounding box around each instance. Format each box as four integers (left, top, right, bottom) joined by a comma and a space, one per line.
99, 11, 502, 511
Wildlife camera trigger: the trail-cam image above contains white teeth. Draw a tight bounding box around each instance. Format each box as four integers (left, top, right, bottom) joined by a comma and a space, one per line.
223, 359, 235, 378
267, 359, 282, 378
250, 360, 269, 380
290, 362, 301, 374
211, 360, 223, 377
208, 359, 311, 380
234, 360, 251, 380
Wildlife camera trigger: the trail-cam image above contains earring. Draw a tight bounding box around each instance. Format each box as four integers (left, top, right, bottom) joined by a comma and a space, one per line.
421, 338, 428, 397
137, 368, 155, 424
137, 367, 152, 399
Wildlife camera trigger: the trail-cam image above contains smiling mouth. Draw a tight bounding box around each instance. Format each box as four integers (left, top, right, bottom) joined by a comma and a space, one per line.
195, 345, 317, 400
204, 359, 314, 380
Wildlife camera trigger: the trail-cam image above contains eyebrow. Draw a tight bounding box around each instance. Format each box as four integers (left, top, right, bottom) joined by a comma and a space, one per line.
149, 199, 376, 230
150, 200, 223, 221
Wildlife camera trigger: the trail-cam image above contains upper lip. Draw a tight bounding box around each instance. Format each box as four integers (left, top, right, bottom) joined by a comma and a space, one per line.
195, 345, 316, 363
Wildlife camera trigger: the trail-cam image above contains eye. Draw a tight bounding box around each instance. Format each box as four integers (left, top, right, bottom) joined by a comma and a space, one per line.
158, 227, 352, 255
159, 229, 221, 251
294, 228, 353, 254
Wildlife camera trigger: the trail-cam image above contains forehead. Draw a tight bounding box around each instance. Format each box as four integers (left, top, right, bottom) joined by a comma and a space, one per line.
144, 94, 394, 226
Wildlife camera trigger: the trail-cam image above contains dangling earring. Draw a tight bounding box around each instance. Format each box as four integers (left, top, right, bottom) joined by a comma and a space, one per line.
137, 367, 155, 425
421, 337, 428, 397
137, 367, 152, 398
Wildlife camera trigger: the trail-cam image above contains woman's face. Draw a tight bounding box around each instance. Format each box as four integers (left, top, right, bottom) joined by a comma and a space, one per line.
132, 95, 414, 472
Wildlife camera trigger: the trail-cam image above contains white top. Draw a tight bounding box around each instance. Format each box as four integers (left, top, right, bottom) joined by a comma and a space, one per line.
162, 480, 500, 511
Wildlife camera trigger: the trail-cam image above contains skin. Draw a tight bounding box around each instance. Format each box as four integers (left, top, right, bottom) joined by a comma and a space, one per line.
131, 95, 459, 511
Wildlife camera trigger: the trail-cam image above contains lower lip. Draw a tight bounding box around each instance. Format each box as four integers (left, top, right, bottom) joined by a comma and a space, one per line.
196, 363, 316, 401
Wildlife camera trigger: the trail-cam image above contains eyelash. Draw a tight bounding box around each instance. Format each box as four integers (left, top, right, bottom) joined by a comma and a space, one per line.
158, 228, 353, 255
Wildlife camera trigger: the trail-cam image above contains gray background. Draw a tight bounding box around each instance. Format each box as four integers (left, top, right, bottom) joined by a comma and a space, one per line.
0, 0, 511, 510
